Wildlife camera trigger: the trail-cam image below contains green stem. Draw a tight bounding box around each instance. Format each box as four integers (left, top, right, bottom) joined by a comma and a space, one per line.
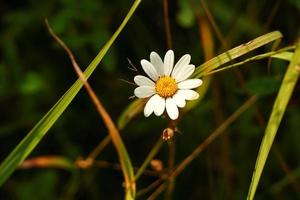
135, 138, 164, 181
247, 41, 300, 200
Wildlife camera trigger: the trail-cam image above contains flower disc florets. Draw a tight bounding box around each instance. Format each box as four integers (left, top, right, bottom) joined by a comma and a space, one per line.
155, 76, 178, 98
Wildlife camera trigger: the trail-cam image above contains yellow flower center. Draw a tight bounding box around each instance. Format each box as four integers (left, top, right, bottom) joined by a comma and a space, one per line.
155, 76, 178, 98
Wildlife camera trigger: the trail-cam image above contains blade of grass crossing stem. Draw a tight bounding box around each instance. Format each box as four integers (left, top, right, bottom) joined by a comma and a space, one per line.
0, 0, 141, 187
271, 51, 294, 61
201, 47, 295, 77
247, 42, 300, 200
46, 20, 137, 199
192, 31, 282, 78
135, 139, 164, 181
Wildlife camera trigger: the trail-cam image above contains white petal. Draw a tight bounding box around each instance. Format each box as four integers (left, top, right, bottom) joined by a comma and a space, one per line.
150, 51, 164, 75
172, 54, 191, 79
152, 95, 166, 116
177, 89, 199, 100
172, 92, 186, 108
144, 95, 157, 117
173, 64, 195, 82
141, 59, 159, 81
163, 50, 174, 76
134, 86, 156, 98
166, 97, 179, 120
134, 75, 155, 86
178, 79, 203, 89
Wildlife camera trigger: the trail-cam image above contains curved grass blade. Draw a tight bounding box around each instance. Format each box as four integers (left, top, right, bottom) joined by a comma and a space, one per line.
200, 46, 295, 77
192, 31, 283, 78
247, 41, 300, 200
271, 51, 294, 61
0, 0, 141, 187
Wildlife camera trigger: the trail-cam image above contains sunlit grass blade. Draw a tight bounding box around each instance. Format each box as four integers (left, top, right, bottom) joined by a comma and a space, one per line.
271, 51, 294, 61
198, 46, 295, 77
0, 0, 141, 187
247, 42, 300, 200
192, 31, 283, 78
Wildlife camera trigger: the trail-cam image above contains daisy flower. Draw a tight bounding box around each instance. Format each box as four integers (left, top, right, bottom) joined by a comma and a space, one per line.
134, 50, 203, 120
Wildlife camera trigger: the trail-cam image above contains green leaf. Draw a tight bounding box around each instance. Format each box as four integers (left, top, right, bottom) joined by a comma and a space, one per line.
0, 0, 141, 187
247, 41, 300, 200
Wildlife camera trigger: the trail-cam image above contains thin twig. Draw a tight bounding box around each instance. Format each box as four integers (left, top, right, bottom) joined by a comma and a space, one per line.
165, 138, 176, 200
45, 19, 136, 196
163, 0, 172, 49
147, 96, 257, 198
273, 144, 300, 193
162, 1, 176, 198
136, 179, 164, 198
86, 136, 111, 162
199, 0, 228, 48
171, 96, 257, 177
147, 183, 167, 200
93, 160, 161, 177
135, 138, 164, 180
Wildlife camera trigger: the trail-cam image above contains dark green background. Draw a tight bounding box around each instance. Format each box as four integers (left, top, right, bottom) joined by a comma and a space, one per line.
0, 0, 300, 199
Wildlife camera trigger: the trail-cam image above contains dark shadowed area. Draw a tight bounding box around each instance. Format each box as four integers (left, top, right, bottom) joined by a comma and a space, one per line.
0, 0, 300, 199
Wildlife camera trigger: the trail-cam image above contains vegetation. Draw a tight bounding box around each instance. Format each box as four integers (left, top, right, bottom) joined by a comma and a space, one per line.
0, 0, 299, 199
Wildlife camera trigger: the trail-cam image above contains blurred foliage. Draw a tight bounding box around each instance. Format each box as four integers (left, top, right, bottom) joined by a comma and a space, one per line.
0, 0, 300, 199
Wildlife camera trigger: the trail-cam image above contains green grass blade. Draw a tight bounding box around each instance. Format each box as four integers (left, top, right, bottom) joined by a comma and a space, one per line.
200, 47, 295, 77
271, 51, 294, 61
247, 42, 300, 200
0, 0, 141, 187
192, 31, 283, 78
135, 138, 164, 181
